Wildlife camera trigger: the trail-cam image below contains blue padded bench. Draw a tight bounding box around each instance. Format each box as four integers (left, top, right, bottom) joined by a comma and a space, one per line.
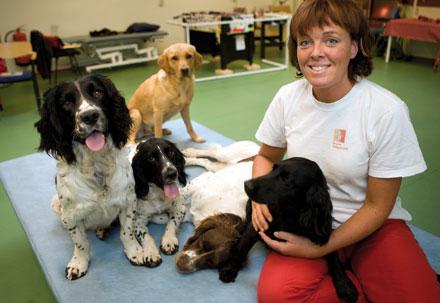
0, 120, 438, 303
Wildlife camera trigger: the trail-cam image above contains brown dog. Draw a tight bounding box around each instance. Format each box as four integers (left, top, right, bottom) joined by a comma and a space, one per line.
127, 43, 204, 144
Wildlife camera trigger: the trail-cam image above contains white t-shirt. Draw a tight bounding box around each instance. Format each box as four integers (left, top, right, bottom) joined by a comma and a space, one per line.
256, 78, 427, 228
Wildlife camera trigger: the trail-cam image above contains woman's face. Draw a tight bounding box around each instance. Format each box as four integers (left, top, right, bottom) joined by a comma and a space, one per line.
296, 21, 358, 102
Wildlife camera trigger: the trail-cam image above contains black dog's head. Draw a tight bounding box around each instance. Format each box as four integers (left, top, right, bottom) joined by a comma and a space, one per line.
244, 157, 333, 245
131, 137, 187, 199
34, 74, 131, 164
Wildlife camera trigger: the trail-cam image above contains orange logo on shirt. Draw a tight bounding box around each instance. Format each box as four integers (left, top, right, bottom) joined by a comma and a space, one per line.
333, 129, 346, 143
333, 129, 348, 150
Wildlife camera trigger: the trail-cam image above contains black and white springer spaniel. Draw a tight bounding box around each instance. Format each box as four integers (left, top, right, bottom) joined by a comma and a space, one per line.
35, 74, 147, 280
130, 137, 187, 267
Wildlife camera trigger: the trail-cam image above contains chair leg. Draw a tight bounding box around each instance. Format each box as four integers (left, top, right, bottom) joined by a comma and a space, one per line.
69, 55, 82, 76
278, 22, 283, 50
31, 62, 42, 111
55, 57, 59, 85
261, 22, 266, 59
72, 55, 82, 76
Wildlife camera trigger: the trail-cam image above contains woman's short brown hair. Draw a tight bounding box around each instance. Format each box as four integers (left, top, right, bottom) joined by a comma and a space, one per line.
288, 0, 374, 81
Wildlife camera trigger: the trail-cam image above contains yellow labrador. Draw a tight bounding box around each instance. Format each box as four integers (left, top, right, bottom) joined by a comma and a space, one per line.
128, 43, 204, 144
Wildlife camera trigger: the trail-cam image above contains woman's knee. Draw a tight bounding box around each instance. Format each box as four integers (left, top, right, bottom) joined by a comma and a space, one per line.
351, 220, 440, 302
258, 281, 311, 303
257, 252, 329, 303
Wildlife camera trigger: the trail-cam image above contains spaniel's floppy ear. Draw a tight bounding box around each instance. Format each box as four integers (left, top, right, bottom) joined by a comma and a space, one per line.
34, 86, 76, 164
158, 51, 171, 74
93, 74, 131, 148
304, 184, 333, 245
170, 143, 188, 186
131, 151, 150, 199
192, 46, 203, 70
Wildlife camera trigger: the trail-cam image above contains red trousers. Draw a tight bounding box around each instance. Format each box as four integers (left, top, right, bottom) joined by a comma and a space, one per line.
258, 220, 440, 303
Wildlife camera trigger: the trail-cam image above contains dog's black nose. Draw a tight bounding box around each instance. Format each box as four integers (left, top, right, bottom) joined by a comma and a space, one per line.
80, 110, 99, 125
164, 167, 178, 181
181, 67, 190, 76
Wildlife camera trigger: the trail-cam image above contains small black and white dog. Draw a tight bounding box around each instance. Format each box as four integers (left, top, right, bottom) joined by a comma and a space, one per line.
35, 74, 147, 280
218, 157, 358, 303
131, 137, 187, 267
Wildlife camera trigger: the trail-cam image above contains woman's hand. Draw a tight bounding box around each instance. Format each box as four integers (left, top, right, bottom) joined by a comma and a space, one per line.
259, 231, 326, 259
251, 202, 272, 231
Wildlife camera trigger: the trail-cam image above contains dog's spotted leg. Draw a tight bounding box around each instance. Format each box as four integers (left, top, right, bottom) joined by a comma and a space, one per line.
134, 213, 162, 267
119, 202, 147, 266
160, 198, 186, 255
64, 222, 89, 280
142, 232, 162, 267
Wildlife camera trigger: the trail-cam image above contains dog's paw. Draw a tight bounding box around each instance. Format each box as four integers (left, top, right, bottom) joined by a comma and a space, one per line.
192, 136, 205, 144
95, 227, 111, 240
124, 242, 147, 266
218, 267, 238, 283
143, 242, 162, 268
50, 195, 62, 215
160, 243, 179, 255
335, 280, 358, 303
145, 256, 162, 268
65, 266, 88, 280
65, 258, 88, 280
144, 250, 162, 268
160, 235, 179, 255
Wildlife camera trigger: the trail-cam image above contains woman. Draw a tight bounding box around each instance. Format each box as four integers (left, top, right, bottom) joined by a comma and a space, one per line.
252, 0, 440, 302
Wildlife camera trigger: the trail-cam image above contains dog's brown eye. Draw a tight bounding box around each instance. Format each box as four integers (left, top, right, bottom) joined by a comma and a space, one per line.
186, 54, 193, 59
171, 56, 178, 61
93, 90, 103, 98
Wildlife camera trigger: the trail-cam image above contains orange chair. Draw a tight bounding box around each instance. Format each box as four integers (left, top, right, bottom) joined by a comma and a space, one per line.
0, 41, 41, 111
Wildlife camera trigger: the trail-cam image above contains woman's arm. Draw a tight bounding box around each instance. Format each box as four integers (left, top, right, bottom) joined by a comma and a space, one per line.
251, 144, 286, 231
259, 176, 402, 258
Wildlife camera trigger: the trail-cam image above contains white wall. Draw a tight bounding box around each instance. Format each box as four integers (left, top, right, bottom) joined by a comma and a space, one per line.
0, 0, 280, 50
3, 1, 436, 61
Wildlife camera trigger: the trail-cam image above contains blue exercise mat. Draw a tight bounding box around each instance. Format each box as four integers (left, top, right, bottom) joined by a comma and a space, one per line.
0, 120, 438, 303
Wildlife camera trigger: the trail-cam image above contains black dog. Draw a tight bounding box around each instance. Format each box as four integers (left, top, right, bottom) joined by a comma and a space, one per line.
131, 138, 188, 267
219, 157, 358, 303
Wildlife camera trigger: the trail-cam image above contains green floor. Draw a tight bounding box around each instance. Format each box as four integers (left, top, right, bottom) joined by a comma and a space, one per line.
0, 55, 439, 302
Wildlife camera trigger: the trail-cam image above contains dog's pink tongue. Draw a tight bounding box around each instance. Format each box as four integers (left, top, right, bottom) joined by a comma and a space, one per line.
164, 182, 180, 199
85, 132, 106, 151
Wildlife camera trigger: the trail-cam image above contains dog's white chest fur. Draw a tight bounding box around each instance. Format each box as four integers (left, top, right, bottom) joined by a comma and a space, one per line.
137, 183, 176, 217
56, 144, 136, 229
